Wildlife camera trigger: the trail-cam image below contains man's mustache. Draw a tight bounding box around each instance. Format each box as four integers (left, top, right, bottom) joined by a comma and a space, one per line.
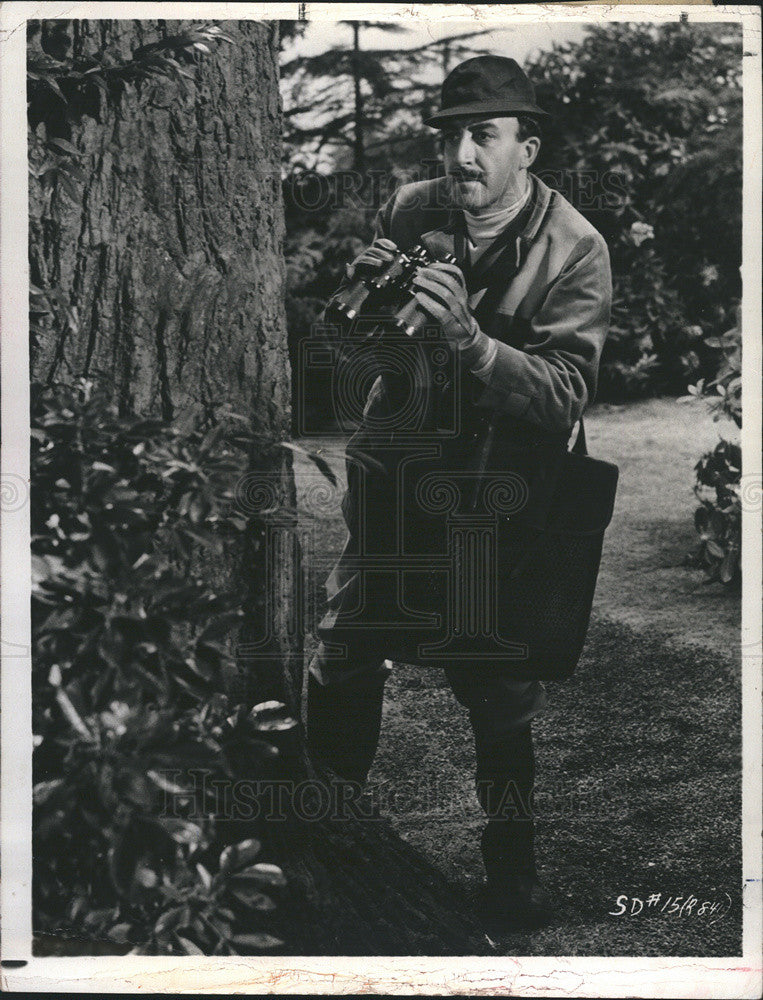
448, 170, 484, 183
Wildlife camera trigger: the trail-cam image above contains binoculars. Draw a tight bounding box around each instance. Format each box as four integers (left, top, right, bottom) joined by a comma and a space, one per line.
328, 244, 458, 337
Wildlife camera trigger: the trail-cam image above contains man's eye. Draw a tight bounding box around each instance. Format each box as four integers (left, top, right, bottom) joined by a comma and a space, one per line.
472, 132, 491, 144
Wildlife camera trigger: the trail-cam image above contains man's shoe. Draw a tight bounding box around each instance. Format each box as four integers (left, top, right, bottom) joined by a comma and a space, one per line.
479, 873, 556, 930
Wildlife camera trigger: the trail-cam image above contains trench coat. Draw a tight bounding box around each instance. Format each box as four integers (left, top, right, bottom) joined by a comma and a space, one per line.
318, 172, 612, 666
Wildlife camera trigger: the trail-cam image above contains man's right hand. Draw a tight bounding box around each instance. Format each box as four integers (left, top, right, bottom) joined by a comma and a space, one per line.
345, 238, 397, 281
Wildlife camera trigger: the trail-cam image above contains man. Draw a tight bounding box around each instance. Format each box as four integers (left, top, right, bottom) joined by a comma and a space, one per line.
306, 55, 611, 929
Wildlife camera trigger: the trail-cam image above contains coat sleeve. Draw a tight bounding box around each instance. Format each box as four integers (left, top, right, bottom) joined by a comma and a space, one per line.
326, 191, 397, 311
372, 190, 397, 240
472, 232, 612, 433
315, 193, 401, 398
320, 194, 396, 344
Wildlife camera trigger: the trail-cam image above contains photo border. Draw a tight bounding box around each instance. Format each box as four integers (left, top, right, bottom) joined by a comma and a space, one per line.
2, 3, 760, 995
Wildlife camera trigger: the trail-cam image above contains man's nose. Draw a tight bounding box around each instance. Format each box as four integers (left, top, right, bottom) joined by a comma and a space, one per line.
455, 132, 477, 168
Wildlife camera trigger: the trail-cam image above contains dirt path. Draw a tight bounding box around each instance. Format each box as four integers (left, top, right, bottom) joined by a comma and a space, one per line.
589, 398, 739, 655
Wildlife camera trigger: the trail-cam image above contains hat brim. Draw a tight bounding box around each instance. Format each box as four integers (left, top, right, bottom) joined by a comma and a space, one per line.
423, 99, 550, 128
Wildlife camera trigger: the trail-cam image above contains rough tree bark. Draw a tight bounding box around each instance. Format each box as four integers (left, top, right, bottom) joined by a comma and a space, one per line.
28, 17, 488, 955
30, 21, 287, 431
29, 18, 298, 705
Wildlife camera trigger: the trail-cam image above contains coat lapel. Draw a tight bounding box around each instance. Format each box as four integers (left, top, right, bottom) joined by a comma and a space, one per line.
468, 176, 549, 294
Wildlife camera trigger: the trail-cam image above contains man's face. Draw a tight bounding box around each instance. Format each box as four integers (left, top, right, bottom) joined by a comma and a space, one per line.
440, 116, 538, 213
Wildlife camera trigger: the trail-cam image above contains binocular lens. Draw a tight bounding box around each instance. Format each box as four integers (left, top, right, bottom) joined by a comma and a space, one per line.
335, 278, 371, 319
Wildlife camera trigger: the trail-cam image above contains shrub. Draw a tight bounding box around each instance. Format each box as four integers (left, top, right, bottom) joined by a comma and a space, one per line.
529, 22, 742, 399
693, 442, 741, 587
599, 222, 705, 399
688, 313, 741, 587
32, 380, 293, 954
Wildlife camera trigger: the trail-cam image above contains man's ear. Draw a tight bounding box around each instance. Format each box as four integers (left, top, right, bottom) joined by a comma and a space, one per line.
523, 136, 541, 169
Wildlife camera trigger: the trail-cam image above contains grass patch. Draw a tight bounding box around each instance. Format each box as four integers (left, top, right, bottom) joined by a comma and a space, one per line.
373, 615, 741, 956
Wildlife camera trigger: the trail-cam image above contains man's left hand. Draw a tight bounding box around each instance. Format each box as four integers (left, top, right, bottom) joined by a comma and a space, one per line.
411, 261, 478, 349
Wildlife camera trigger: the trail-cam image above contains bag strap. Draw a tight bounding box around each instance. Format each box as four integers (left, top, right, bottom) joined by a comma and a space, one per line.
571, 418, 588, 456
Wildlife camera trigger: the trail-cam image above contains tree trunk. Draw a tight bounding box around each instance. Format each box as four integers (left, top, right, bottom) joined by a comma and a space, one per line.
442, 39, 452, 75
29, 18, 299, 704
28, 17, 487, 955
29, 20, 287, 432
351, 22, 366, 174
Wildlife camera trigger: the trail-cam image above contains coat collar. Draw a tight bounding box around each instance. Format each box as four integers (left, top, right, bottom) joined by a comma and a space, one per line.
420, 172, 553, 281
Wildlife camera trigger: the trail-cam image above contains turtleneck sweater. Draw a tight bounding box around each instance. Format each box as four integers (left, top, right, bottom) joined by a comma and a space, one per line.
463, 178, 532, 264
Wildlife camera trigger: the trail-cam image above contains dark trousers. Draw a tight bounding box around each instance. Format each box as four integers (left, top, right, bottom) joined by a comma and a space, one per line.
306, 642, 546, 882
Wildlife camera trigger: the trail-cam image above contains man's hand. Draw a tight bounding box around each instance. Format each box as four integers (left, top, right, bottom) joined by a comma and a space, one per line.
411, 261, 478, 348
412, 261, 497, 375
345, 238, 397, 281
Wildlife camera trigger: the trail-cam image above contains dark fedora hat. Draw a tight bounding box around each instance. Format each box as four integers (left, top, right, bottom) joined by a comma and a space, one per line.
423, 55, 549, 127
